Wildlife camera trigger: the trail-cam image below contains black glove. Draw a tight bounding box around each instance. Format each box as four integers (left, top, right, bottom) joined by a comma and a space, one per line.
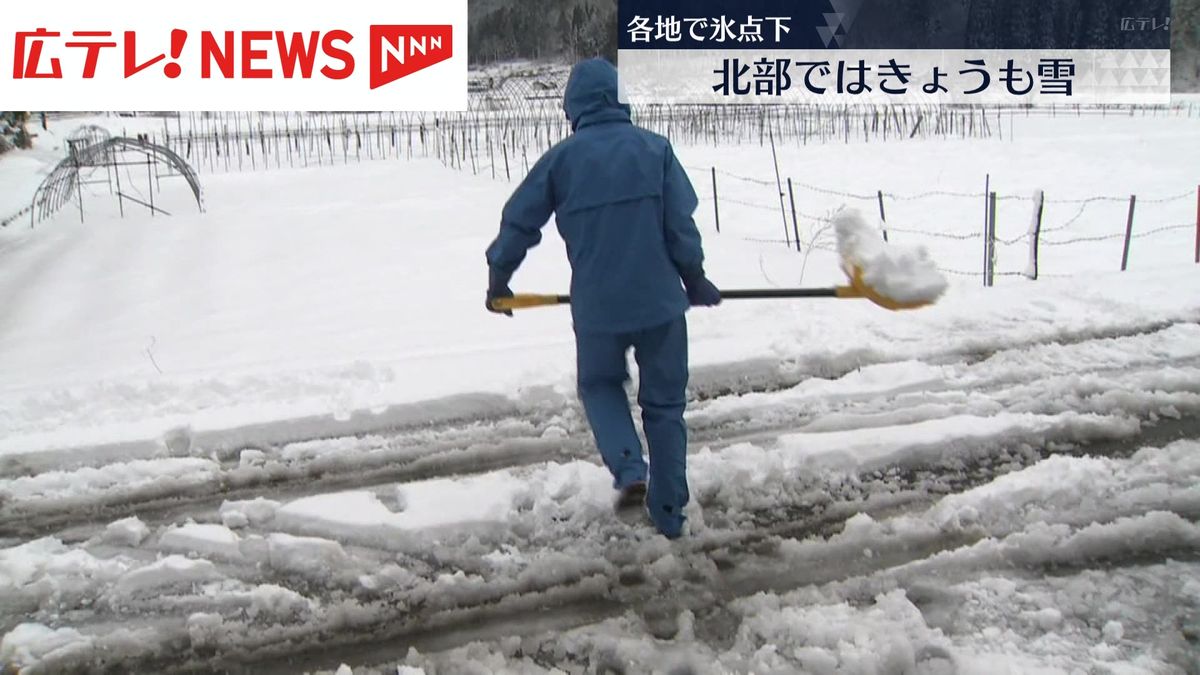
486, 268, 514, 316
681, 268, 721, 307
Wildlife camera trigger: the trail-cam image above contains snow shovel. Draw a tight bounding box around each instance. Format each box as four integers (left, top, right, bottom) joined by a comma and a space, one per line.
490, 209, 947, 314
491, 264, 936, 313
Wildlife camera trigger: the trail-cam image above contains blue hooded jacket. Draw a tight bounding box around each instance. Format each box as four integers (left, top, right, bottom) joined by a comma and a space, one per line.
485, 58, 705, 334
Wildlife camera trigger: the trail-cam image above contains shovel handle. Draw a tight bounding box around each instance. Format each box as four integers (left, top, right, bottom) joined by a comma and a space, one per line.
492, 288, 842, 311
491, 270, 932, 313
489, 294, 569, 311
720, 288, 841, 299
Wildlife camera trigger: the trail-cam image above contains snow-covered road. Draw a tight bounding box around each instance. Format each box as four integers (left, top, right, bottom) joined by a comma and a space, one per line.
3, 316, 1199, 673
2, 111, 1199, 673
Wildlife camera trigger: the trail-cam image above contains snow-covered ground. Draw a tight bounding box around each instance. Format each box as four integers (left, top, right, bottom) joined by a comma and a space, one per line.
0, 108, 1198, 673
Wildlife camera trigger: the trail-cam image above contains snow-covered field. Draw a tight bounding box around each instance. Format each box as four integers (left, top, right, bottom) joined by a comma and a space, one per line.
0, 107, 1198, 673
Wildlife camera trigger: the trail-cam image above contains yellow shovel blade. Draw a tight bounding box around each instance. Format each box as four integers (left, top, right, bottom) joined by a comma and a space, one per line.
837, 265, 934, 311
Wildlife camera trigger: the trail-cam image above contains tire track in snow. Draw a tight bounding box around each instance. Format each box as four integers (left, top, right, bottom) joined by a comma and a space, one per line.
3, 314, 1192, 478
6, 367, 1197, 543
2, 321, 1198, 667
11, 410, 1200, 673
242, 437, 1200, 675
49, 432, 1200, 675
2, 320, 1199, 539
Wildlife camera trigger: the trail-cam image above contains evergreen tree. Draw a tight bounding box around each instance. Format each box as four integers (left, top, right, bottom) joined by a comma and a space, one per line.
0, 112, 32, 154
466, 0, 619, 65
571, 5, 589, 58
558, 9, 574, 59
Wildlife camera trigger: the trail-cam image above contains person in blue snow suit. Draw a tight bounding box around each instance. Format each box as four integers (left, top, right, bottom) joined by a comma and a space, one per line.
484, 58, 721, 539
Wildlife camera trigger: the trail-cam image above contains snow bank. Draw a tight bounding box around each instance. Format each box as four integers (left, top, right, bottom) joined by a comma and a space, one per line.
833, 208, 948, 305
3, 116, 1200, 455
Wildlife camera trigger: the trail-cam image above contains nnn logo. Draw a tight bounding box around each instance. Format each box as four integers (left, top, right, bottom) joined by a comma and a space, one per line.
369, 25, 452, 89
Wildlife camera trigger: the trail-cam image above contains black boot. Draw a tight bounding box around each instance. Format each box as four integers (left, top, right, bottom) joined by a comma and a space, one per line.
614, 481, 647, 512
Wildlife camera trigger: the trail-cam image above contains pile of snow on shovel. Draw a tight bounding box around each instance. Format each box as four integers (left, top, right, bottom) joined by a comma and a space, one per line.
833, 208, 949, 305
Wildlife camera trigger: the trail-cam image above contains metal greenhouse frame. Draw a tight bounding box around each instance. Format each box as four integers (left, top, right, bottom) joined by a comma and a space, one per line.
29, 134, 204, 227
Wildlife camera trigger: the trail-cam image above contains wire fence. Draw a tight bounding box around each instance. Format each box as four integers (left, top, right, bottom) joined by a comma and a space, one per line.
688, 163, 1199, 283
80, 98, 1199, 181
7, 100, 1199, 259
145, 105, 1007, 178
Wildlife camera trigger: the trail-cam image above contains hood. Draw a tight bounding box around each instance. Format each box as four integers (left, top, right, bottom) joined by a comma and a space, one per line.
563, 58, 631, 131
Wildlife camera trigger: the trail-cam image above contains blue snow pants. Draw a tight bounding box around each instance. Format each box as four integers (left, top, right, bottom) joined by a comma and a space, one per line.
575, 315, 690, 538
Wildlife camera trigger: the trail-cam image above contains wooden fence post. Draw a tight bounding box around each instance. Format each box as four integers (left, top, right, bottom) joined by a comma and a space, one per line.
113, 152, 125, 218
787, 178, 801, 252
877, 190, 888, 242
146, 156, 155, 217
75, 164, 85, 224
769, 130, 790, 247
986, 191, 997, 287
1028, 190, 1044, 280
711, 167, 720, 234
982, 173, 990, 286
1121, 194, 1137, 271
